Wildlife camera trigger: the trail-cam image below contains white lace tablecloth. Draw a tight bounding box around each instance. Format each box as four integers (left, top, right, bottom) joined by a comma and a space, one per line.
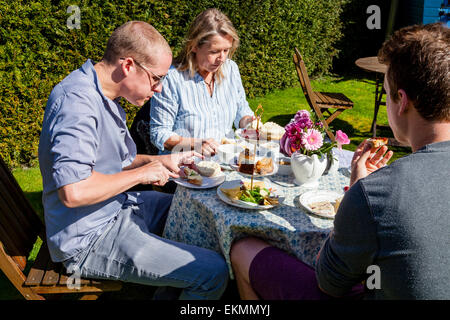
163, 148, 354, 278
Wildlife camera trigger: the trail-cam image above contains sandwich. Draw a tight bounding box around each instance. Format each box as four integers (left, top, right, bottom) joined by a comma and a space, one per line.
367, 137, 388, 149
183, 167, 203, 186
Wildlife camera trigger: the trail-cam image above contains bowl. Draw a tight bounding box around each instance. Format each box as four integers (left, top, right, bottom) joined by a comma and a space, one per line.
277, 156, 293, 175
217, 144, 244, 164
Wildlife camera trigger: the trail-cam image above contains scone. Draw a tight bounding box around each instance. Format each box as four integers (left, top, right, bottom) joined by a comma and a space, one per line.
255, 157, 274, 175
196, 161, 221, 177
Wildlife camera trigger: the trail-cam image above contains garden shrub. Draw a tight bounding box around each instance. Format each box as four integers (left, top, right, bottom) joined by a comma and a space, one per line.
0, 0, 347, 168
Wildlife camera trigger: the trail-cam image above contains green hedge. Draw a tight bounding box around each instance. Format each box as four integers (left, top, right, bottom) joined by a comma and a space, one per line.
0, 0, 347, 168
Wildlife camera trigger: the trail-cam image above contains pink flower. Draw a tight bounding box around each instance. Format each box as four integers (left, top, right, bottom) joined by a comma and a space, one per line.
301, 129, 323, 151
294, 110, 310, 122
285, 122, 298, 138
335, 130, 350, 150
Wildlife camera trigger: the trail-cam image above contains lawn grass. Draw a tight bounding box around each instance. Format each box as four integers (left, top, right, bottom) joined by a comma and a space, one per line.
0, 75, 412, 300
248, 75, 411, 161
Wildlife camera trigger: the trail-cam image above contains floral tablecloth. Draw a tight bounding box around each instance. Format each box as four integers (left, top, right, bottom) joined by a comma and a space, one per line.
163, 148, 353, 278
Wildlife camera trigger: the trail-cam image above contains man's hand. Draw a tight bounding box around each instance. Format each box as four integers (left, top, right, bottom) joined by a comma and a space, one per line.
137, 160, 172, 186
350, 140, 393, 186
156, 150, 204, 177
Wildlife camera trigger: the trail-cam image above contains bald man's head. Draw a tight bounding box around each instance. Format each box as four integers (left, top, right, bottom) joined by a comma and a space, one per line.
102, 21, 172, 67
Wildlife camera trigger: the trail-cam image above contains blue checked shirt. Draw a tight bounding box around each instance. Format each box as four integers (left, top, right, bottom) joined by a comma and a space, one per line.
150, 59, 254, 152
38, 59, 137, 262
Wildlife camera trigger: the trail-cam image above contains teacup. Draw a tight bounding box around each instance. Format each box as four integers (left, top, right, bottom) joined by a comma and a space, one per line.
260, 141, 280, 160
218, 144, 244, 164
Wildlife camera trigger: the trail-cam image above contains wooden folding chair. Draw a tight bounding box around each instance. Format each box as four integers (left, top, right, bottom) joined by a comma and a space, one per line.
0, 156, 122, 300
293, 47, 354, 141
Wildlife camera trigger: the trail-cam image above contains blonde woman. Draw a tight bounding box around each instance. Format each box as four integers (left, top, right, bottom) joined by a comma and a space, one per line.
149, 8, 254, 156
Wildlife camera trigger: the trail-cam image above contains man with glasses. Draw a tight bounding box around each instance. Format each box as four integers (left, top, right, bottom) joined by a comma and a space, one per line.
38, 21, 229, 300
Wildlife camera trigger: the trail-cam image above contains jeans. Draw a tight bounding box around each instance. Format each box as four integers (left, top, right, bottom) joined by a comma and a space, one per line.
63, 191, 229, 300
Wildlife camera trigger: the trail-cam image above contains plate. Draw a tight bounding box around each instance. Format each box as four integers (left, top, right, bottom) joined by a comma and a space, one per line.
173, 171, 225, 189
229, 156, 279, 177
217, 180, 280, 209
298, 190, 344, 219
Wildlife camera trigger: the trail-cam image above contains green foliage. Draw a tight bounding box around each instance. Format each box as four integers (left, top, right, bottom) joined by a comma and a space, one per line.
1, 0, 347, 168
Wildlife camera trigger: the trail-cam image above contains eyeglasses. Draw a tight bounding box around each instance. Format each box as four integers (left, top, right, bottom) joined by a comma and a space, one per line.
119, 57, 166, 88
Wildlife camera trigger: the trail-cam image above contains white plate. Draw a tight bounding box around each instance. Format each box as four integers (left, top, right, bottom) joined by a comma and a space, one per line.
229, 156, 279, 177
217, 180, 280, 210
299, 190, 344, 219
173, 172, 225, 189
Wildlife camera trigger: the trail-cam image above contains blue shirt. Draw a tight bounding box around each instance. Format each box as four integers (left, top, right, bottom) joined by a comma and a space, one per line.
150, 59, 253, 152
38, 59, 137, 262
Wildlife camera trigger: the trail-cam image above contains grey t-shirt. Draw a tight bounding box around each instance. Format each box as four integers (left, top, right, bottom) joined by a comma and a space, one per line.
316, 140, 450, 299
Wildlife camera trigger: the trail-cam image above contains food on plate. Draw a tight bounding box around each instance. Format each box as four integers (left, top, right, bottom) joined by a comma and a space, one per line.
259, 122, 284, 140
220, 181, 278, 206
241, 128, 260, 141
182, 167, 203, 186
246, 121, 284, 141
309, 201, 336, 216
196, 161, 221, 177
238, 148, 256, 174
367, 137, 388, 149
255, 157, 274, 175
236, 148, 274, 175
333, 196, 343, 213
279, 159, 291, 166
221, 137, 235, 145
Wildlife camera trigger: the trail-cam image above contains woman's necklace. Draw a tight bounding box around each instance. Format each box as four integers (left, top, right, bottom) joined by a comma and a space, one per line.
204, 76, 215, 96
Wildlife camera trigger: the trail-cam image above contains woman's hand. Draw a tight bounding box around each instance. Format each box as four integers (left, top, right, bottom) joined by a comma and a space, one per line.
350, 140, 393, 186
194, 138, 219, 157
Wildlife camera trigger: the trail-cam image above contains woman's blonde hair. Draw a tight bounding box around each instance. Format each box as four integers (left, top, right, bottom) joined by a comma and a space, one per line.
174, 8, 240, 82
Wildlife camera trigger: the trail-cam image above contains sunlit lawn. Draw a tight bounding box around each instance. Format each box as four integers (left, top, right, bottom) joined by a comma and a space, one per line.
0, 74, 412, 300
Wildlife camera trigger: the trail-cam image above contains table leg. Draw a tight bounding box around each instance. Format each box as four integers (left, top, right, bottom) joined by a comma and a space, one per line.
370, 76, 384, 137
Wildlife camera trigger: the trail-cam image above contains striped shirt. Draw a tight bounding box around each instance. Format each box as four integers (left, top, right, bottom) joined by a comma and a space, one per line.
150, 59, 253, 152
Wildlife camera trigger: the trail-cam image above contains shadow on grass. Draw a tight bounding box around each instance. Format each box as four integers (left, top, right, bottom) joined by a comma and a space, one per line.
23, 191, 44, 223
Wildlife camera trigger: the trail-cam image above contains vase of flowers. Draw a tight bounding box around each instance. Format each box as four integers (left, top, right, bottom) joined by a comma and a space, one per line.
280, 110, 350, 187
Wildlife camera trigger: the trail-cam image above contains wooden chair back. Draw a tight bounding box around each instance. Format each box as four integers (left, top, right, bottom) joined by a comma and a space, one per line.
293, 47, 315, 104
0, 156, 44, 271
293, 47, 335, 141
0, 155, 122, 299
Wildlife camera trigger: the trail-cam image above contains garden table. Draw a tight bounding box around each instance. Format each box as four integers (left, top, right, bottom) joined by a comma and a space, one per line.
162, 148, 354, 278
355, 56, 387, 138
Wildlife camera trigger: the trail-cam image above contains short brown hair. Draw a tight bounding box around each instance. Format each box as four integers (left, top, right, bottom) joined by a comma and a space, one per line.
174, 8, 240, 83
378, 23, 450, 121
103, 21, 171, 67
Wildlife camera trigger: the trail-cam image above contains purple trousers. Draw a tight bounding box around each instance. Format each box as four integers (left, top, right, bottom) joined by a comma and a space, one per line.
249, 247, 365, 300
